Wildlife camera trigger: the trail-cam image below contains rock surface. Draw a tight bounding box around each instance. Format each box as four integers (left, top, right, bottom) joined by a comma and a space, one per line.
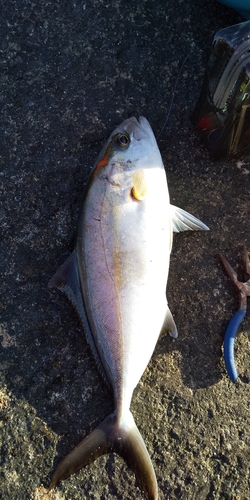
0, 1, 250, 499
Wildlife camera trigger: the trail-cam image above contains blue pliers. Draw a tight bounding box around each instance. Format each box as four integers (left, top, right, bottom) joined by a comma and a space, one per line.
219, 245, 250, 382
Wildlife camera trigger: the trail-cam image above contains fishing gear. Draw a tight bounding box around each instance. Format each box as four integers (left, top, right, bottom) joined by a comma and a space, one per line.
219, 245, 250, 382
157, 51, 192, 140
191, 20, 250, 158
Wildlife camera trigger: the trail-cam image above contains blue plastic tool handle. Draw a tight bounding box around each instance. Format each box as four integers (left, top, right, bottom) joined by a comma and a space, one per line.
223, 309, 246, 382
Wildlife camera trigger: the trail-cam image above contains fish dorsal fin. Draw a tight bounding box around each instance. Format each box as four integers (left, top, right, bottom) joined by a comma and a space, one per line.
170, 204, 209, 232
160, 306, 178, 339
48, 251, 110, 387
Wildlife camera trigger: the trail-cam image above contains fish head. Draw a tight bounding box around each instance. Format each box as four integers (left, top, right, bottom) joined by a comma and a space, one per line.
112, 116, 162, 168
94, 116, 164, 177
90, 116, 170, 206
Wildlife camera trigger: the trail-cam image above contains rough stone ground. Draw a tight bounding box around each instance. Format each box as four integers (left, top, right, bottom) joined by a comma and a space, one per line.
0, 1, 250, 499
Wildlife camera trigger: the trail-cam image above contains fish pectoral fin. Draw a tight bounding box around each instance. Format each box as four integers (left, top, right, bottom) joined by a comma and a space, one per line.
170, 204, 209, 232
160, 306, 178, 339
49, 411, 158, 500
131, 169, 148, 201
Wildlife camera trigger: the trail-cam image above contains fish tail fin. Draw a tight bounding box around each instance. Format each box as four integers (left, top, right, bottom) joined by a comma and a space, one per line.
49, 411, 158, 500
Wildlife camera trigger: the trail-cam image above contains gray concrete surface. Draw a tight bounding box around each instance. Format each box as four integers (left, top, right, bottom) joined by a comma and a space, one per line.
0, 1, 250, 499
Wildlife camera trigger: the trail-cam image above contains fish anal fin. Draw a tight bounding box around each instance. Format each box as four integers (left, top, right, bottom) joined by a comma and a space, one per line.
160, 306, 178, 339
49, 411, 158, 500
170, 204, 209, 233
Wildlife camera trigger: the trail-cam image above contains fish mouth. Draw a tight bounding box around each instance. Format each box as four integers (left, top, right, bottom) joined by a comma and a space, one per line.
121, 116, 153, 142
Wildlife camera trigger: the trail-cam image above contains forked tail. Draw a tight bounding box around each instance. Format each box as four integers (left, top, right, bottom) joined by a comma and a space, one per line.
49, 410, 158, 500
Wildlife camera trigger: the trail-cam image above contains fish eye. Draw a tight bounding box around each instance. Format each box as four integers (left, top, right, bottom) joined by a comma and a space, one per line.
114, 133, 130, 150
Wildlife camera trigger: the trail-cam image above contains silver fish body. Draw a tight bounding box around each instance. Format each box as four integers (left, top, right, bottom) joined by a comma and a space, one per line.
78, 117, 172, 413
49, 117, 208, 499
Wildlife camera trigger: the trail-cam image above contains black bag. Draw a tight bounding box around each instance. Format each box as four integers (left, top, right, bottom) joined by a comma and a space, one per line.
190, 21, 250, 158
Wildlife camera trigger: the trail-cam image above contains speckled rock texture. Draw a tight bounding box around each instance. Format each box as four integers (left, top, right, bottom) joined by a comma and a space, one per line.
0, 1, 250, 499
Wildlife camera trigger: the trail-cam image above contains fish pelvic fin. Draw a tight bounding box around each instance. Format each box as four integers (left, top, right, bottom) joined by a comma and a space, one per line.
170, 204, 209, 232
49, 410, 158, 500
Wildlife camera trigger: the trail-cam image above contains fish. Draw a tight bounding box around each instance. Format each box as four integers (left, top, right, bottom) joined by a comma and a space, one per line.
48, 116, 209, 499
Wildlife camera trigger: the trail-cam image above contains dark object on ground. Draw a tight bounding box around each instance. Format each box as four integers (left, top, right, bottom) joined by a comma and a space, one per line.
191, 21, 250, 158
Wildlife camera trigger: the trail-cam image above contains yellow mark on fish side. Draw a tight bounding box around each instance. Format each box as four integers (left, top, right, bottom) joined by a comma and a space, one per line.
131, 169, 148, 201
